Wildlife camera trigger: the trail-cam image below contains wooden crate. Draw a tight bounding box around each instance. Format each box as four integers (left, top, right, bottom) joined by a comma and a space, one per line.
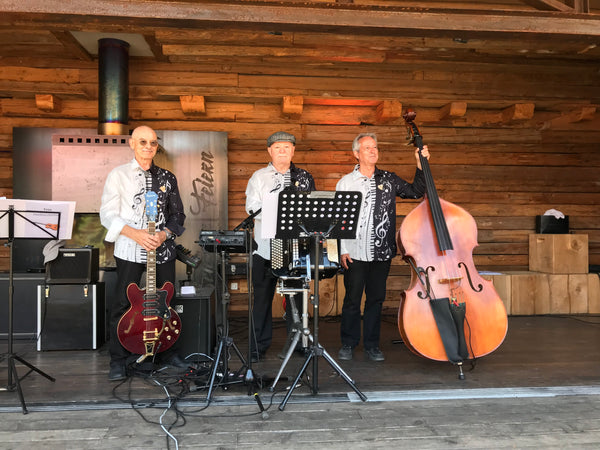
484, 273, 512, 315
588, 273, 600, 314
529, 234, 588, 274
485, 271, 592, 315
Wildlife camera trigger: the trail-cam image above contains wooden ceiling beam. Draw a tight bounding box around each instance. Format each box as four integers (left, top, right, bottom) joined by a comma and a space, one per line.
50, 31, 93, 61
2, 1, 600, 38
541, 105, 596, 129
282, 95, 303, 118
179, 95, 205, 115
438, 102, 467, 120
502, 103, 536, 121
521, 0, 574, 12
521, 0, 590, 13
376, 100, 402, 124
35, 94, 61, 112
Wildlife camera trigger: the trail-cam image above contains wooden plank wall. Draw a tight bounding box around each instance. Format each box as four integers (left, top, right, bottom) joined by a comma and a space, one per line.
0, 58, 599, 314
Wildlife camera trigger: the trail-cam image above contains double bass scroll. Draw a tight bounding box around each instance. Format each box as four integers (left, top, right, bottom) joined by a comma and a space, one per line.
396, 109, 508, 369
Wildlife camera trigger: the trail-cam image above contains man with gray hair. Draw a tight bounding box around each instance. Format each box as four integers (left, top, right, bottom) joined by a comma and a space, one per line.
245, 131, 315, 362
336, 132, 430, 362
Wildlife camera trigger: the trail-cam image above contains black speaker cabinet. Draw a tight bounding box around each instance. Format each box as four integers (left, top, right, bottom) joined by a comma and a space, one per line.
45, 247, 99, 284
171, 288, 213, 358
37, 283, 105, 351
0, 273, 45, 339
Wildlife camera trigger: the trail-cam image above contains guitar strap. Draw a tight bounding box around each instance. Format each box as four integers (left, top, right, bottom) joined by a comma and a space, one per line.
140, 172, 153, 263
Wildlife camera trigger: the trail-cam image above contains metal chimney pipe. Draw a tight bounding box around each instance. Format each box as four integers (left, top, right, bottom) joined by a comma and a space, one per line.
98, 38, 129, 135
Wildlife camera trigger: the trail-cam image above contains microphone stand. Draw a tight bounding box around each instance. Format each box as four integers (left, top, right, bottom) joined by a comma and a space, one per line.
233, 208, 261, 232
234, 211, 268, 419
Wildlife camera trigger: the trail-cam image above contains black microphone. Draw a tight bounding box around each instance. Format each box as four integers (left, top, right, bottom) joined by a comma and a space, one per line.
176, 244, 201, 268
233, 208, 262, 231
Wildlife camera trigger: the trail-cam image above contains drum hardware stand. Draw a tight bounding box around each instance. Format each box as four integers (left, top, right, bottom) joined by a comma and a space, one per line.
0, 205, 57, 414
205, 250, 246, 402
269, 277, 310, 391
273, 190, 367, 411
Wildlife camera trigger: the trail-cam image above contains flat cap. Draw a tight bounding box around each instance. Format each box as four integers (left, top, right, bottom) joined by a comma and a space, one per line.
267, 131, 296, 147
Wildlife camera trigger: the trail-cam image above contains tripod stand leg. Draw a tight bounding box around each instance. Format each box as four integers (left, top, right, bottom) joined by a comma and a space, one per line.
278, 350, 314, 411
12, 354, 56, 382
320, 348, 367, 402
7, 356, 27, 414
206, 338, 225, 402
270, 330, 302, 391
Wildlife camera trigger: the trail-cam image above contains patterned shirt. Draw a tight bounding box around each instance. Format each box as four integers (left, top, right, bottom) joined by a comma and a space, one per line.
245, 162, 315, 259
100, 158, 186, 264
336, 164, 426, 262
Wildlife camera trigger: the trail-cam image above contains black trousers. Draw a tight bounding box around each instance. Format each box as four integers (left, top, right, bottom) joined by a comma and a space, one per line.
340, 259, 391, 350
108, 257, 178, 366
251, 254, 277, 354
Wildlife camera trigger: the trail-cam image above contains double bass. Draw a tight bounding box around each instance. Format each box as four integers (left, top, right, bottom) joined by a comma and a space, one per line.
397, 109, 507, 378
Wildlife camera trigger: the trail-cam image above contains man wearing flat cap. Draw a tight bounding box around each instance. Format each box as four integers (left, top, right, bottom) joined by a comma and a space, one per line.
245, 131, 315, 361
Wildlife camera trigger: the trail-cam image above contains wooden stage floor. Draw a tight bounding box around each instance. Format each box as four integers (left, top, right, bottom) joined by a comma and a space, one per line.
1, 313, 599, 448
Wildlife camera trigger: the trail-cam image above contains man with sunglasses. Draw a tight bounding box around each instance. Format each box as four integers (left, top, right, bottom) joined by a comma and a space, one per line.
100, 125, 186, 381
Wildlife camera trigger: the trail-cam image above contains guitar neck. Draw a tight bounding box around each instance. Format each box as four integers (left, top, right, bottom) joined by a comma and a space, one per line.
146, 221, 157, 295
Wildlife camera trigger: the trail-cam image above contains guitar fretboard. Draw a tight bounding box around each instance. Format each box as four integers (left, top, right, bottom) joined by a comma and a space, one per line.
146, 221, 157, 295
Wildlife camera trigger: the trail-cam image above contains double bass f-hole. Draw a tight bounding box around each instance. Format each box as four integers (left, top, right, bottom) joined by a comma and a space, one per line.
458, 261, 483, 293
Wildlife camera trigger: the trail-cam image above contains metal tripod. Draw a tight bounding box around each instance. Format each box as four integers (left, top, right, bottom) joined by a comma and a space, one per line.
205, 250, 246, 402
269, 277, 309, 391
278, 234, 367, 411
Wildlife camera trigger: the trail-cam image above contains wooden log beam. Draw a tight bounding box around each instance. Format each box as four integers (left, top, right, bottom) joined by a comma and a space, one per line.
522, 0, 589, 13
51, 31, 93, 61
376, 100, 402, 123
438, 102, 467, 120
2, 1, 600, 38
521, 0, 574, 12
35, 94, 61, 112
282, 95, 303, 118
541, 105, 596, 129
179, 95, 205, 115
501, 103, 535, 122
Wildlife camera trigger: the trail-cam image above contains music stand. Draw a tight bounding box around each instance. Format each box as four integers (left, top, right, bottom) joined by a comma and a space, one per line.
0, 199, 74, 414
273, 190, 368, 410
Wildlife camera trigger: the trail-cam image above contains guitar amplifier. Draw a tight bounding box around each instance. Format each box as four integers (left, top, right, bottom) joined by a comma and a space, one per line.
171, 288, 213, 358
45, 247, 99, 284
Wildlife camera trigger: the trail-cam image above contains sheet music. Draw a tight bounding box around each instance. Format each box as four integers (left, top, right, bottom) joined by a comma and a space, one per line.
0, 199, 76, 239
261, 191, 278, 239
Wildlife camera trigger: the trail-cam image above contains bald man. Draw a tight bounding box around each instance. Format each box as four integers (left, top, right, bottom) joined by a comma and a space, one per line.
100, 125, 186, 381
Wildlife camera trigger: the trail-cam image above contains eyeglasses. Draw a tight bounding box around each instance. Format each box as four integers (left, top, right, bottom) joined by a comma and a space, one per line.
136, 138, 159, 148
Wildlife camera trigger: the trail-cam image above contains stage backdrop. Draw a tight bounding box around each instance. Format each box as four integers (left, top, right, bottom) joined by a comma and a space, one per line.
13, 127, 228, 285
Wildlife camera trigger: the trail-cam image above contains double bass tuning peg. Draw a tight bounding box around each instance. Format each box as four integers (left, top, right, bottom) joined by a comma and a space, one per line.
405, 128, 415, 145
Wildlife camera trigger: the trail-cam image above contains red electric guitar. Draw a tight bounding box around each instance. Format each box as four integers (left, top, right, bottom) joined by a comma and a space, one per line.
117, 191, 181, 363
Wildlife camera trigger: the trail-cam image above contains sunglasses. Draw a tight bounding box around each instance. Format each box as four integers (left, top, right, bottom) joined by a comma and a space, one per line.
136, 138, 159, 148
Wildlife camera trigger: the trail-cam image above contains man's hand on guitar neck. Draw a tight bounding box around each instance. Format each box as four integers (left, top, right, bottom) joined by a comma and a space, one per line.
120, 225, 169, 251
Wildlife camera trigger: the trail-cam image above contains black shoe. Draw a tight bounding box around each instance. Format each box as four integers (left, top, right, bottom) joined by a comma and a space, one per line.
365, 347, 385, 362
164, 354, 190, 369
108, 364, 127, 381
250, 350, 265, 363
338, 345, 353, 361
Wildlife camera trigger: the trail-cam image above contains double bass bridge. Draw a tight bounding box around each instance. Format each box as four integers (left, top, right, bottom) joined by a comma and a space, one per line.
438, 276, 462, 284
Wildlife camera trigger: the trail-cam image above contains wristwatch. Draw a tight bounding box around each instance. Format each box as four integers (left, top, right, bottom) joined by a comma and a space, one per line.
164, 229, 175, 240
